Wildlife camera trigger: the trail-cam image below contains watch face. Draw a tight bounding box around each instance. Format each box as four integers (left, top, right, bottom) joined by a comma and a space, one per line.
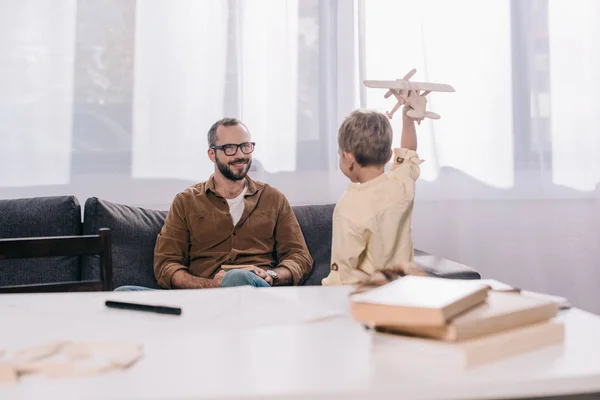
267, 270, 278, 278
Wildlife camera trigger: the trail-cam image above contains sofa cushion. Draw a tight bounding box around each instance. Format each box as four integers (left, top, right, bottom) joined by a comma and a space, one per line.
292, 204, 335, 285
0, 196, 82, 286
82, 198, 167, 289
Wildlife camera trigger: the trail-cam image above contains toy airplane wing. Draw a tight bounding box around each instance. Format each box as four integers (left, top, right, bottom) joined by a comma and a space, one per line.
363, 79, 455, 92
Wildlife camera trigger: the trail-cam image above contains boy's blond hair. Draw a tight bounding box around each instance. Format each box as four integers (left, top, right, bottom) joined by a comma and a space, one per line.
338, 109, 393, 166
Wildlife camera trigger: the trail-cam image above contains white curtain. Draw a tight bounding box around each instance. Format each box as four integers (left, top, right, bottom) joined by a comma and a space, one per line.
239, 0, 299, 173
364, 0, 513, 189
548, 0, 600, 192
132, 0, 301, 180
0, 0, 76, 187
2, 1, 599, 196
131, 0, 228, 181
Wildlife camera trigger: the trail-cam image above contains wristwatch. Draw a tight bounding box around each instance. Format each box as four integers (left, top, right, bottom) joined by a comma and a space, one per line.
266, 269, 279, 280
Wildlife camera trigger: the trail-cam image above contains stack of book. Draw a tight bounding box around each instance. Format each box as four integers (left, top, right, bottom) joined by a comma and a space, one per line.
350, 275, 564, 368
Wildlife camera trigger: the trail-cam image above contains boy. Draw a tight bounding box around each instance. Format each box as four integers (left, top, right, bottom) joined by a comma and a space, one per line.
322, 106, 423, 285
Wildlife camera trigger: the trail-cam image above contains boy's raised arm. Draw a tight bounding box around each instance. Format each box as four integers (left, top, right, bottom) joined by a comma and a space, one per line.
390, 105, 423, 182
400, 105, 417, 151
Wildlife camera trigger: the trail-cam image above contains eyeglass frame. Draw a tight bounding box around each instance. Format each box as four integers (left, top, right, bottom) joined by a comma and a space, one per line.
210, 141, 256, 156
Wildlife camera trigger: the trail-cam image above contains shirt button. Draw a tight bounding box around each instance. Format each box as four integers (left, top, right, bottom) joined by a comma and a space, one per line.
232, 232, 236, 236
226, 213, 231, 216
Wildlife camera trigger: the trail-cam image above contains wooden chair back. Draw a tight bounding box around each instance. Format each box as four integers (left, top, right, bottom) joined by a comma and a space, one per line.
0, 228, 113, 293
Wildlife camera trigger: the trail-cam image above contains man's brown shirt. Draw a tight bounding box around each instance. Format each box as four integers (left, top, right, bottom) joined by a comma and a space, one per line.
154, 176, 313, 288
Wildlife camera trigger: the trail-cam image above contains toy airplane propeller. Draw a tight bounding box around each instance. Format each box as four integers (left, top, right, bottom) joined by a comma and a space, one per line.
363, 69, 454, 123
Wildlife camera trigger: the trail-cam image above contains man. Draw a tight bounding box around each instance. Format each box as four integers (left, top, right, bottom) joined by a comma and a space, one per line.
152, 117, 313, 289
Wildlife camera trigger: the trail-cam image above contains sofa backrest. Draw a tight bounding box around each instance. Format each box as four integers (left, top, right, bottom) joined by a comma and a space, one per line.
0, 196, 82, 287
82, 197, 167, 289
80, 198, 334, 288
1, 196, 480, 289
292, 204, 334, 285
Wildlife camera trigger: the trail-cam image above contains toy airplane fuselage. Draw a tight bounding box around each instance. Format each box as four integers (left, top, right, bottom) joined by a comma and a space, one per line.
363, 69, 455, 121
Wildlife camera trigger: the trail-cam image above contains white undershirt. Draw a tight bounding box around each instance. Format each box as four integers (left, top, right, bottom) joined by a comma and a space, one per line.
227, 185, 247, 226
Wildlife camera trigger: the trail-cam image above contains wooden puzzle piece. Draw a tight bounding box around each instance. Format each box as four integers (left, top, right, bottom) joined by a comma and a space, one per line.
0, 363, 18, 385
7, 341, 144, 381
11, 341, 69, 364
43, 342, 143, 378
109, 346, 144, 369
16, 359, 61, 375
63, 342, 143, 367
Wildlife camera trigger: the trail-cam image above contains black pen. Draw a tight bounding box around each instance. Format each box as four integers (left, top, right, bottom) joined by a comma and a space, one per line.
105, 300, 182, 316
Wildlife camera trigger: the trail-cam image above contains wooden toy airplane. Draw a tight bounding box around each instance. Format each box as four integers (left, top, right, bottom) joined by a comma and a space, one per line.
363, 69, 455, 123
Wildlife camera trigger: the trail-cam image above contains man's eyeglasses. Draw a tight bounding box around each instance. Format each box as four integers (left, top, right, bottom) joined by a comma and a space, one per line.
211, 142, 255, 156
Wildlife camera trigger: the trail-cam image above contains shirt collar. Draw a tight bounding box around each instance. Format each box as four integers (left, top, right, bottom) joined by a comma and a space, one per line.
347, 171, 388, 191
205, 174, 260, 196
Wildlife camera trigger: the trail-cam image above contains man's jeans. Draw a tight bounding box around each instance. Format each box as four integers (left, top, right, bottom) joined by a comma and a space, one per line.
114, 269, 270, 291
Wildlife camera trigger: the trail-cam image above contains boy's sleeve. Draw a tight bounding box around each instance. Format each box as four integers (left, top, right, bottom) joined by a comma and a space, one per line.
321, 212, 369, 286
389, 148, 423, 182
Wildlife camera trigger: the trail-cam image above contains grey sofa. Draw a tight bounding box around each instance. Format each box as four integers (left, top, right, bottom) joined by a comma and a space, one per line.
0, 196, 480, 289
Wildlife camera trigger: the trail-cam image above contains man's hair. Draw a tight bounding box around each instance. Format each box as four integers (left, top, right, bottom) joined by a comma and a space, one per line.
338, 109, 393, 166
207, 117, 248, 147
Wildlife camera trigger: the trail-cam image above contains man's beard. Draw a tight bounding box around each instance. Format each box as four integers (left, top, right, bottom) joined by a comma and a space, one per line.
216, 156, 252, 181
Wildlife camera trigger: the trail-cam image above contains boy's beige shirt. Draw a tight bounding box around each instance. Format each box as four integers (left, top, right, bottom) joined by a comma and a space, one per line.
322, 148, 422, 286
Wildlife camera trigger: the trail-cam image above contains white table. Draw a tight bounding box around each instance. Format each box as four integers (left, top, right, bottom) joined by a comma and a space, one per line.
1, 285, 600, 400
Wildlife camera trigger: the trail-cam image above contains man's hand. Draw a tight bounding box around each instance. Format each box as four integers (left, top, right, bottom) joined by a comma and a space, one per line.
171, 269, 222, 289
272, 266, 293, 286
250, 267, 273, 286
213, 270, 227, 287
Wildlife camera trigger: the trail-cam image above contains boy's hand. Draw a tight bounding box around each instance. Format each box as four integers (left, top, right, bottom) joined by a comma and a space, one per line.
349, 263, 429, 295
402, 102, 420, 124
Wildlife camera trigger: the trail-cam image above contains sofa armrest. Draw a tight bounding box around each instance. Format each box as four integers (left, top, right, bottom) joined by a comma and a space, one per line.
413, 249, 481, 280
